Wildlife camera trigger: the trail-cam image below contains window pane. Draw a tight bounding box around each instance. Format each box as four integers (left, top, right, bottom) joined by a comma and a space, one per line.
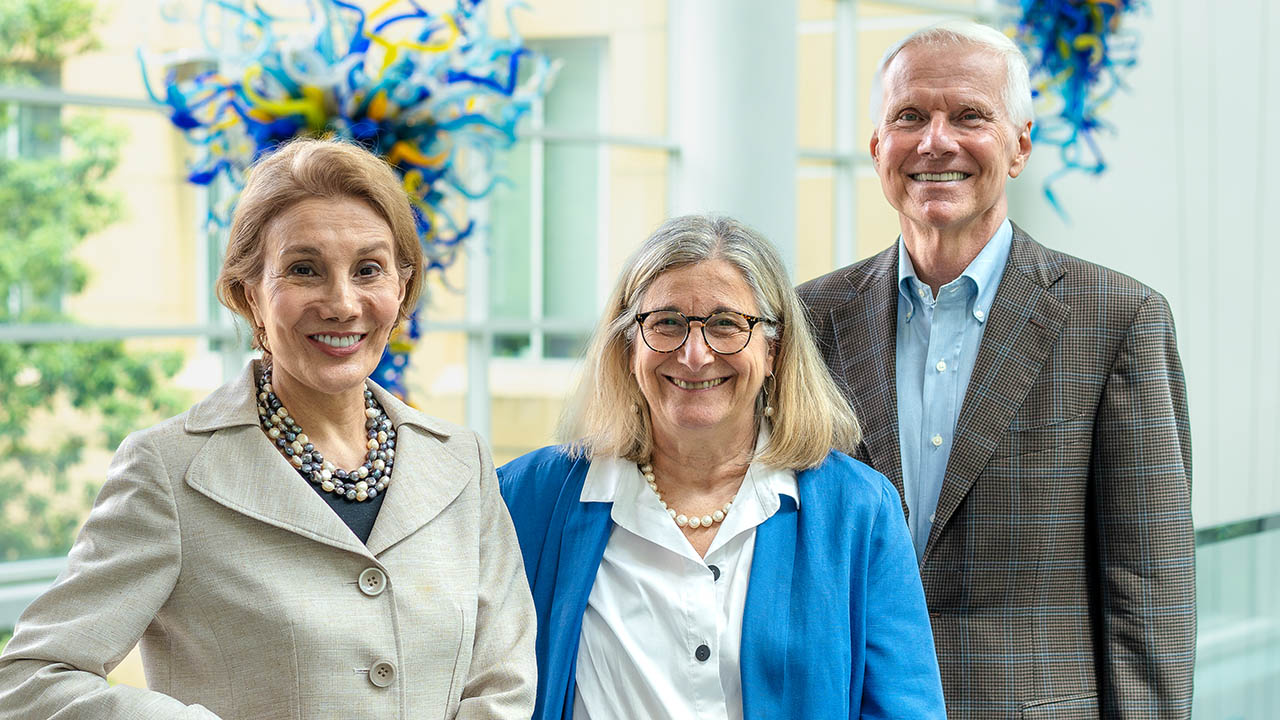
517, 1, 666, 138
489, 139, 534, 326
488, 37, 604, 359
1194, 527, 1280, 717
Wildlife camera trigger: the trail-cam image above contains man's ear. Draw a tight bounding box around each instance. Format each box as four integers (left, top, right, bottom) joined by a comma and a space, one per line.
1008, 120, 1033, 178
869, 129, 881, 167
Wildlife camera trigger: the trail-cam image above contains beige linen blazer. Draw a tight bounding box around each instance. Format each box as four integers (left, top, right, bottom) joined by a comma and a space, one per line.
0, 361, 536, 720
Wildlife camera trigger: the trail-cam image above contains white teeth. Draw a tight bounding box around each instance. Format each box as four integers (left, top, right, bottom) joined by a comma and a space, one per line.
912, 171, 968, 181
312, 334, 363, 348
671, 377, 726, 390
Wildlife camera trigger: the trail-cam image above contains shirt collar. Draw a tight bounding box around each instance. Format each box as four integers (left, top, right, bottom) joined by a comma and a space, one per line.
896, 217, 1013, 318
580, 423, 799, 509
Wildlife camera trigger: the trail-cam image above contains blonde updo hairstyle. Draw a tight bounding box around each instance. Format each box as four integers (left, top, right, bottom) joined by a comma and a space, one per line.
560, 214, 861, 470
215, 138, 424, 351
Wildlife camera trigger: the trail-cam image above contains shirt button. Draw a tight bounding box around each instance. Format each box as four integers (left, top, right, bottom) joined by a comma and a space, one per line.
935, 360, 946, 372
695, 644, 711, 662
931, 434, 943, 447
917, 287, 926, 298
358, 567, 386, 597
974, 309, 985, 320
930, 512, 936, 523
708, 564, 721, 581
368, 660, 396, 688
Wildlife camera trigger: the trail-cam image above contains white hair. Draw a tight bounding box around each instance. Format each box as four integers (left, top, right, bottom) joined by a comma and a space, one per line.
868, 20, 1034, 130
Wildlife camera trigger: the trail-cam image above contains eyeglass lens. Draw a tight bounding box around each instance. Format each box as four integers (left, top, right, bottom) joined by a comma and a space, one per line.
640, 311, 754, 353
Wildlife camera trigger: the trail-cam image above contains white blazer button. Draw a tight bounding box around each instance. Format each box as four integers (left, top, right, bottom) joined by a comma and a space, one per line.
369, 660, 396, 688
359, 567, 387, 597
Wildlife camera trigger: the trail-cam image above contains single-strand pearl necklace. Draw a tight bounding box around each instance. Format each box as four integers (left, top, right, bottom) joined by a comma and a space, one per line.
640, 462, 733, 530
256, 366, 395, 502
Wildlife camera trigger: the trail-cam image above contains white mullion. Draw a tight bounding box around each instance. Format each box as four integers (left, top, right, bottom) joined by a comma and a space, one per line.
595, 41, 612, 311
0, 318, 599, 343
834, 0, 858, 268
466, 194, 493, 441
4, 102, 17, 157
529, 99, 546, 358
0, 85, 156, 111
195, 183, 212, 358
0, 324, 239, 342
594, 142, 610, 310
666, 0, 683, 218
858, 0, 994, 21
525, 128, 677, 151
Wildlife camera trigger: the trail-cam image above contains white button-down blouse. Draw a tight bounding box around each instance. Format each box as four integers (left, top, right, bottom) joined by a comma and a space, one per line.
572, 433, 798, 720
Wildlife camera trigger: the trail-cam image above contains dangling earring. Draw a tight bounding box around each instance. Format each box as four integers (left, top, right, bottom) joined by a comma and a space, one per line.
256, 326, 271, 356
762, 375, 775, 418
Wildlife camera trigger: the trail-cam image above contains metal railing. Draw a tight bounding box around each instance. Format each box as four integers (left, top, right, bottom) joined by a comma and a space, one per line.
2, 512, 1276, 630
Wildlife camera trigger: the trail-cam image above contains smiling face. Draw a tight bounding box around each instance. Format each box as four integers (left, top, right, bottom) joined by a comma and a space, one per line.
632, 259, 775, 446
870, 42, 1032, 237
245, 195, 407, 404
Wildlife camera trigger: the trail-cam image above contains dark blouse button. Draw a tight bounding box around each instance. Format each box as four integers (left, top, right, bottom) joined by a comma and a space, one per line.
708, 564, 721, 581
695, 644, 711, 662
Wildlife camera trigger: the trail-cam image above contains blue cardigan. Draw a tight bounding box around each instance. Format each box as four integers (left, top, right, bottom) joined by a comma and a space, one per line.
498, 447, 946, 720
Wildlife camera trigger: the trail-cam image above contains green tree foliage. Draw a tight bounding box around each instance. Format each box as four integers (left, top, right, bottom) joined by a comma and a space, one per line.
0, 0, 100, 64
0, 0, 184, 560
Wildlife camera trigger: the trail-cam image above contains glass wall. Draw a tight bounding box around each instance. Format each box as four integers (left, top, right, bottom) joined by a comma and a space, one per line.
1193, 522, 1280, 718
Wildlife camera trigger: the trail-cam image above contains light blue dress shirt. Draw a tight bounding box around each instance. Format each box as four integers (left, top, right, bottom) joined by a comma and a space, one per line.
895, 218, 1013, 560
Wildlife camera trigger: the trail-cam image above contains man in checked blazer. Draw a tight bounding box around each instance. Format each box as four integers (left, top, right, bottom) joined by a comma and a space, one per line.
797, 21, 1195, 720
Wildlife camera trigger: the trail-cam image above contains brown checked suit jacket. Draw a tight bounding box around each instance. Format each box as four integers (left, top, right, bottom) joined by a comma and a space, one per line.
797, 223, 1195, 720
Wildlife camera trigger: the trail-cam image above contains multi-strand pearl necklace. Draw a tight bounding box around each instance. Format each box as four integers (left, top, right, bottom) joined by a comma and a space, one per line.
640, 462, 733, 530
256, 366, 395, 503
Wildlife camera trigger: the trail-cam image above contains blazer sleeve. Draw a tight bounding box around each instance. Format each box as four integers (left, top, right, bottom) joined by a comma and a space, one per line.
0, 431, 222, 719
455, 433, 538, 719
858, 480, 947, 720
1092, 291, 1196, 719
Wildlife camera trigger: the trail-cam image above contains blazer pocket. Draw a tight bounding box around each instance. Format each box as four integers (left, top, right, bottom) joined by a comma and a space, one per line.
1019, 692, 1098, 719
232, 617, 302, 720
993, 411, 1091, 459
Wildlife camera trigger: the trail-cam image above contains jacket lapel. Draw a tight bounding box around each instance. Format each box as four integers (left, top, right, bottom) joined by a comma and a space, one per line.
740, 495, 798, 719
921, 226, 1069, 563
181, 362, 469, 559
364, 385, 470, 556
183, 363, 371, 558
548, 491, 613, 719
827, 246, 906, 505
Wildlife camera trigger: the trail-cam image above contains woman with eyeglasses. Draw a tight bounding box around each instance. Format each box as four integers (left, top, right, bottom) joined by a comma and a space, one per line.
498, 214, 945, 720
